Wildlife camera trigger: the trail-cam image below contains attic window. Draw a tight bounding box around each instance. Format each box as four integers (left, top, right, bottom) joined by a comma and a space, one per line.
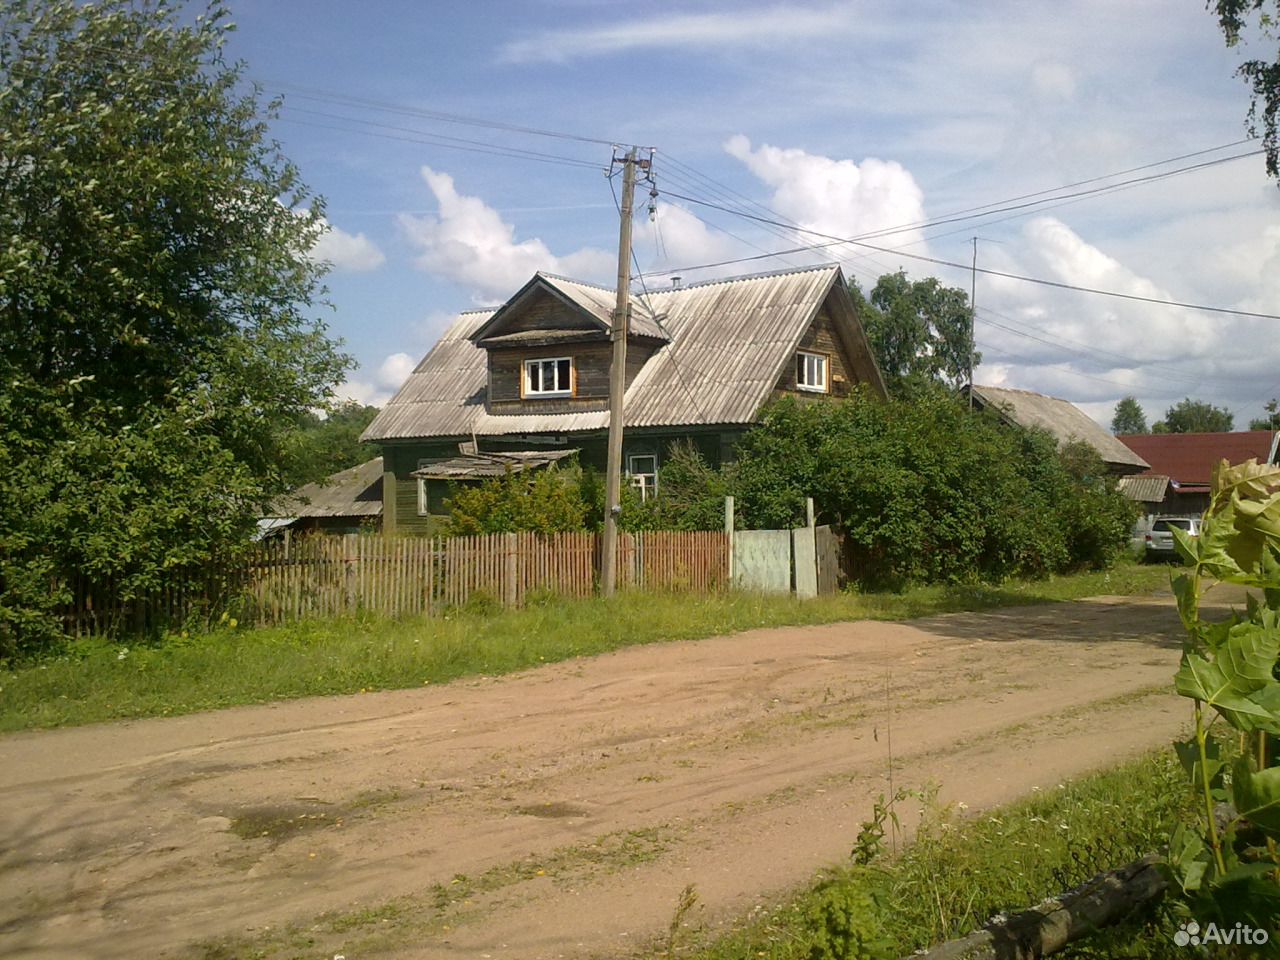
628, 454, 657, 501
524, 357, 573, 396
796, 351, 828, 393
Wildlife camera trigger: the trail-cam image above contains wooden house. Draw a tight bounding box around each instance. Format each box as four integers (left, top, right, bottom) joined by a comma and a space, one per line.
964, 384, 1150, 475
362, 265, 887, 534
1117, 430, 1280, 516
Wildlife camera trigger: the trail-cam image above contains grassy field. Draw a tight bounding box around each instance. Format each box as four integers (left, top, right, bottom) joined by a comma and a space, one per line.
0, 562, 1172, 733
685, 749, 1190, 960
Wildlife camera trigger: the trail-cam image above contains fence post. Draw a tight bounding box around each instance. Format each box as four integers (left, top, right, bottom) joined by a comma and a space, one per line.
503, 532, 518, 607
724, 495, 735, 585
343, 533, 358, 614
806, 496, 815, 530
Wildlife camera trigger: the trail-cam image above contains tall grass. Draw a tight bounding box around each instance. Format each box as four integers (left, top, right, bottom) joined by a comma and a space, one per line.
0, 563, 1170, 733
689, 750, 1190, 960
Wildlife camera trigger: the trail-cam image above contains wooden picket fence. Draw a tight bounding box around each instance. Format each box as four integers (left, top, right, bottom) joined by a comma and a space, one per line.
57, 529, 730, 635
247, 529, 728, 625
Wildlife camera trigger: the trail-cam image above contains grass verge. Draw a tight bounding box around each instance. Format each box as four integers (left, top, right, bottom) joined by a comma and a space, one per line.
0, 562, 1171, 733
684, 749, 1190, 960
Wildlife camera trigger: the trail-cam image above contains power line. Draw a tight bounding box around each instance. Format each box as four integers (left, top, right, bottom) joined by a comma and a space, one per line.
266, 81, 622, 148
278, 106, 603, 169
661, 140, 1258, 251
651, 190, 1280, 321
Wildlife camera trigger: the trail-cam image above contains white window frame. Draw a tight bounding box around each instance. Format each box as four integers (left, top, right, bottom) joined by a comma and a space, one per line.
796, 350, 829, 393
523, 356, 573, 397
628, 454, 658, 501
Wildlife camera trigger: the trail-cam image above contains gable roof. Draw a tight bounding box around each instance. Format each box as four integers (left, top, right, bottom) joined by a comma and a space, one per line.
967, 384, 1149, 472
1117, 431, 1280, 488
363, 264, 886, 442
269, 457, 384, 519
472, 272, 670, 343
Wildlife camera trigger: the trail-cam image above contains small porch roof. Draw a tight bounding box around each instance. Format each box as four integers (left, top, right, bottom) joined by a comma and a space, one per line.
411, 449, 579, 480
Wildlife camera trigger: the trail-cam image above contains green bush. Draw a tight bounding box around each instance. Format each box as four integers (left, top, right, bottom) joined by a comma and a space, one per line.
444, 463, 590, 535
734, 389, 1133, 588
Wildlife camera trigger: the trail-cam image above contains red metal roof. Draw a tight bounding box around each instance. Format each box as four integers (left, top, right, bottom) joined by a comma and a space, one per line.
1116, 431, 1278, 485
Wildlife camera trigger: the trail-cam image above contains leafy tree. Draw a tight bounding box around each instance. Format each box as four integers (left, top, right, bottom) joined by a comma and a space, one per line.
1152, 398, 1235, 434
0, 0, 350, 654
733, 391, 1132, 588
1249, 398, 1280, 431
280, 402, 380, 487
1211, 0, 1280, 181
851, 272, 979, 395
1111, 395, 1148, 434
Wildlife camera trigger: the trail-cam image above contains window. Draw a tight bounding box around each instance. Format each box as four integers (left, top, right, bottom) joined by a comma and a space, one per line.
628, 454, 658, 501
796, 351, 828, 392
416, 460, 453, 516
524, 357, 573, 396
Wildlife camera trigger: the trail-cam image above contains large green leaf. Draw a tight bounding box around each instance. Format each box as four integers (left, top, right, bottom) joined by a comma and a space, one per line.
1176, 655, 1280, 730
1220, 621, 1280, 693
1212, 458, 1280, 501
1167, 822, 1209, 893
1174, 735, 1225, 792
1231, 758, 1280, 838
1173, 573, 1198, 633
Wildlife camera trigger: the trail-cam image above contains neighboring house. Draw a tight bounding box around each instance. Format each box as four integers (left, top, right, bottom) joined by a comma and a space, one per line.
261, 456, 384, 536
362, 264, 888, 534
963, 384, 1150, 475
1117, 431, 1280, 516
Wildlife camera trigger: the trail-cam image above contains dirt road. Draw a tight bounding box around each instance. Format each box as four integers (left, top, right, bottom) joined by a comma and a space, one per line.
0, 589, 1213, 959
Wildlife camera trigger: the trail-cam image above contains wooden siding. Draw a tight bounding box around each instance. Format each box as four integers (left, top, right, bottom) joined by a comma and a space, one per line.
489, 342, 612, 403
773, 309, 856, 398
383, 442, 457, 537
494, 287, 597, 334
486, 341, 658, 412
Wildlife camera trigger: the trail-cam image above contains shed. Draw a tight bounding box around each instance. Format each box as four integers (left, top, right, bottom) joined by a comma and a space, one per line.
965, 385, 1150, 474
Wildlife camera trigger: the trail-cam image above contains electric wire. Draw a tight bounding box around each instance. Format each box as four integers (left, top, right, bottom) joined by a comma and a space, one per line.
651, 190, 1280, 321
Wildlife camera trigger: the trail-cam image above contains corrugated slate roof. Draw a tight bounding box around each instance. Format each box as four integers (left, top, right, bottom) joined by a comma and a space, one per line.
411, 449, 579, 479
270, 457, 384, 518
541, 273, 669, 341
1118, 474, 1169, 503
363, 264, 882, 442
1117, 431, 1280, 485
968, 385, 1150, 472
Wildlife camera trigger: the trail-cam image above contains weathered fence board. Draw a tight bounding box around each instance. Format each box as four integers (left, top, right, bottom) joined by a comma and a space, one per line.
815, 524, 842, 596
732, 529, 793, 594
58, 529, 730, 635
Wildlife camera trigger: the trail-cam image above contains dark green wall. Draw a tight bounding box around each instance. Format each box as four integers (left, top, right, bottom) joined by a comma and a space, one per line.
373, 427, 741, 534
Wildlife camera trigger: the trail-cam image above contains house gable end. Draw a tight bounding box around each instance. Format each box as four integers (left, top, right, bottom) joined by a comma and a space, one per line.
767, 270, 889, 403
472, 278, 605, 344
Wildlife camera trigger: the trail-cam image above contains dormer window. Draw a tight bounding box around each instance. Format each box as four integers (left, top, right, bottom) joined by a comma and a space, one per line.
524, 357, 573, 397
796, 351, 828, 393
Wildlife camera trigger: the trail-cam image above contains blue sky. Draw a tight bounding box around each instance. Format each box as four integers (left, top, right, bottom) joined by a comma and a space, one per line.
222, 1, 1280, 429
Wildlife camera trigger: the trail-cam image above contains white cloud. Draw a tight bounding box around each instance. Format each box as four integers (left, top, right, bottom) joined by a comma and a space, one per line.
639, 203, 737, 277
336, 351, 417, 409
968, 216, 1280, 427
310, 219, 386, 272
399, 166, 613, 303
724, 135, 929, 254
499, 5, 852, 64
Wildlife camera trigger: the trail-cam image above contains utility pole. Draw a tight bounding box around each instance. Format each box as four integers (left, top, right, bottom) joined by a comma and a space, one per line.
601, 147, 645, 596
969, 236, 977, 410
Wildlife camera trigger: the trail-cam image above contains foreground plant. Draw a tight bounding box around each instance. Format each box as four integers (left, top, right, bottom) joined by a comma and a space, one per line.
1166, 457, 1280, 936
